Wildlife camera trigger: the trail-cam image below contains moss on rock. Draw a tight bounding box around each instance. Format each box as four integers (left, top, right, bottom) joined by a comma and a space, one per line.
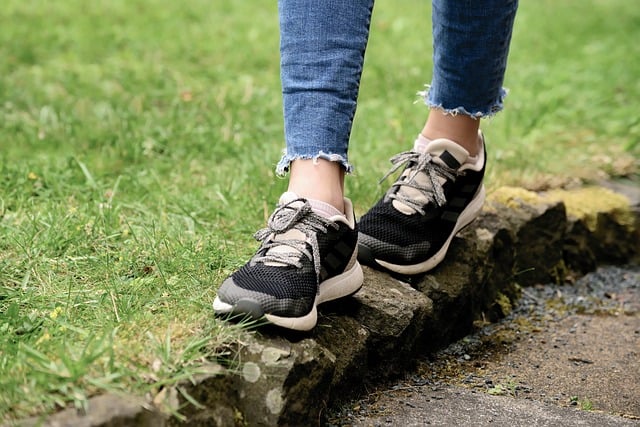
544, 187, 634, 232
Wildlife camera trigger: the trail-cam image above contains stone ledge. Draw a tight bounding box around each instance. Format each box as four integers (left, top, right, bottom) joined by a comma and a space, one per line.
18, 183, 640, 427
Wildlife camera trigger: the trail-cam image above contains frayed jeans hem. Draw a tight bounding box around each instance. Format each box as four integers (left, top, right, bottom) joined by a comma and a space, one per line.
417, 85, 509, 119
275, 151, 353, 177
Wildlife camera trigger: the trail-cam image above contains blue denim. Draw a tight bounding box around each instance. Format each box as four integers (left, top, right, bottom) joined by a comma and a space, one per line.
276, 0, 518, 175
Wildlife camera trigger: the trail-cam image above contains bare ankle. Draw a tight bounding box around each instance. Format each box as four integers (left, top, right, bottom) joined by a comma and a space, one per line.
421, 110, 482, 156
288, 159, 345, 213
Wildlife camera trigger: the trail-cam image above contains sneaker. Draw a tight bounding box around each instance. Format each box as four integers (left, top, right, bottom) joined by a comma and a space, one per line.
213, 192, 363, 331
358, 133, 486, 275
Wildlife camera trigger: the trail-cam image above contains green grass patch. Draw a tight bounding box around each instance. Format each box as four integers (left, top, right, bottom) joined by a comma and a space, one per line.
1, 0, 638, 421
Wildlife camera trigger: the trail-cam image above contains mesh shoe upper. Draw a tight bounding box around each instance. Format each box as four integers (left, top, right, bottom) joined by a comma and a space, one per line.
358, 135, 486, 270
215, 192, 359, 319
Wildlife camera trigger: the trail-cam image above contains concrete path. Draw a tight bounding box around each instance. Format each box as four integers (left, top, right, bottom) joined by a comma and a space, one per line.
329, 265, 640, 427
348, 384, 639, 427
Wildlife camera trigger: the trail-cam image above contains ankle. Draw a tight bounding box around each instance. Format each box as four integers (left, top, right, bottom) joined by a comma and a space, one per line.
288, 159, 345, 213
421, 110, 482, 156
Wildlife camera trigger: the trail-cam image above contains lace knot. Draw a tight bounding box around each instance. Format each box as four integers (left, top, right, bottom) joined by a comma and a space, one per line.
251, 198, 338, 281
381, 150, 462, 214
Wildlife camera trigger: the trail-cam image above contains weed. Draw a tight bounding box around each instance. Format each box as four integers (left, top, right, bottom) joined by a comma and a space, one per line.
581, 398, 594, 411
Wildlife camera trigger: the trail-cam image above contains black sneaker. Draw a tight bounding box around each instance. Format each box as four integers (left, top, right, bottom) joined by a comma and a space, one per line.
213, 192, 363, 331
358, 133, 486, 275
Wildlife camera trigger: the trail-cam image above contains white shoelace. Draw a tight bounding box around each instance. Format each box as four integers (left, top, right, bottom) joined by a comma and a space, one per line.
252, 199, 338, 279
381, 151, 462, 215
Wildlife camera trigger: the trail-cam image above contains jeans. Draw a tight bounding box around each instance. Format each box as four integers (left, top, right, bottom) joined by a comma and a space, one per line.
276, 0, 519, 175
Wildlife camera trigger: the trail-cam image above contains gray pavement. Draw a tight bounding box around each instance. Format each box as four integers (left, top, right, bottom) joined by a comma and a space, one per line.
349, 384, 639, 427
329, 265, 640, 427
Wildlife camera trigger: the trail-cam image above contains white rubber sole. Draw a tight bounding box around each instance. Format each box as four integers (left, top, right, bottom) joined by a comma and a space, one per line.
213, 260, 364, 331
265, 261, 363, 331
212, 296, 233, 313
376, 185, 486, 275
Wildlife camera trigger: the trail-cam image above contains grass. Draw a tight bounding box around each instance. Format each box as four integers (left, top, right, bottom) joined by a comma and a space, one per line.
570, 395, 594, 411
1, 0, 638, 422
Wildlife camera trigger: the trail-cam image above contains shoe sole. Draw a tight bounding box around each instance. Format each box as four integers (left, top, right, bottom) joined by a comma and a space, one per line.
213, 260, 364, 331
360, 185, 486, 276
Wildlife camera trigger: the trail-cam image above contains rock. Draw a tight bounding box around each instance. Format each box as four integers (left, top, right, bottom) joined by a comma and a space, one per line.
350, 267, 433, 370
487, 187, 568, 286
18, 394, 165, 427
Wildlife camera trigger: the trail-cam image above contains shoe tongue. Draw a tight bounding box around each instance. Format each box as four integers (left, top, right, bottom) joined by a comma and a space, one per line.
279, 191, 342, 218
419, 138, 470, 167
266, 192, 305, 259
392, 137, 469, 215
278, 191, 303, 206
265, 191, 336, 265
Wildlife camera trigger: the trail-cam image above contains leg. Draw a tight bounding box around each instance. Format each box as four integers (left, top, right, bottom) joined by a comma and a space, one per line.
277, 0, 375, 212
288, 159, 345, 214
358, 0, 518, 275
421, 113, 480, 156
214, 0, 374, 331
422, 0, 519, 155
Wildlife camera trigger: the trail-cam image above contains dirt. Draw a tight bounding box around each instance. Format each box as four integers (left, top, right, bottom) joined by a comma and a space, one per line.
327, 264, 640, 425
